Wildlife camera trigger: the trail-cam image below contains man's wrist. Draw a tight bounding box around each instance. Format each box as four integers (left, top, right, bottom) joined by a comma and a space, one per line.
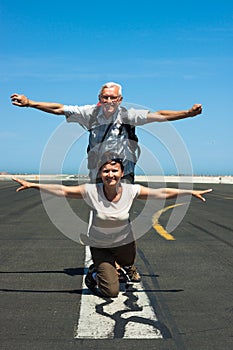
186, 109, 192, 117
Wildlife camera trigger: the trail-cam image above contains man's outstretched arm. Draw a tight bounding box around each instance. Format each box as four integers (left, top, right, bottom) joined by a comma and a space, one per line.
10, 93, 65, 115
146, 103, 202, 123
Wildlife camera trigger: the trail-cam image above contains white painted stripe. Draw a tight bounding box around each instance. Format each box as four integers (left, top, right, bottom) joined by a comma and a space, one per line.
74, 246, 163, 339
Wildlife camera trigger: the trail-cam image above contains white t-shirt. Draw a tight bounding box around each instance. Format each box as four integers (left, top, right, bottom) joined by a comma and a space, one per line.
83, 183, 141, 247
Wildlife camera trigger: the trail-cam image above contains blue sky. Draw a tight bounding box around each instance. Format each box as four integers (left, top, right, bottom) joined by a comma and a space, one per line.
1, 0, 232, 175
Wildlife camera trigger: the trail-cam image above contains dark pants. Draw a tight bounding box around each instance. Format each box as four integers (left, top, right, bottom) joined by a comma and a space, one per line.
90, 241, 136, 297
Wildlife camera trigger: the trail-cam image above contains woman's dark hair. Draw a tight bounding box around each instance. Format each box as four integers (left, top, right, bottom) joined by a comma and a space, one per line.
98, 153, 124, 172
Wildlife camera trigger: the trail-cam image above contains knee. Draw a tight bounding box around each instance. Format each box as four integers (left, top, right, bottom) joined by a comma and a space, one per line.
101, 286, 119, 298
97, 262, 119, 298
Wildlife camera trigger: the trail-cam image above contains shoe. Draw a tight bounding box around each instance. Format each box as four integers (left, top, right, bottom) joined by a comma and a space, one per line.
124, 265, 141, 282
117, 267, 129, 283
85, 264, 98, 294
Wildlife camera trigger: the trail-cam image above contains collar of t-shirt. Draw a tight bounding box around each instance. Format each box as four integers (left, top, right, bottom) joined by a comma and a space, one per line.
97, 106, 121, 124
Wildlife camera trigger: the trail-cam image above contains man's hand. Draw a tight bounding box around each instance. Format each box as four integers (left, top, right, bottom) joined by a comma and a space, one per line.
10, 93, 64, 114
11, 93, 29, 107
188, 104, 202, 117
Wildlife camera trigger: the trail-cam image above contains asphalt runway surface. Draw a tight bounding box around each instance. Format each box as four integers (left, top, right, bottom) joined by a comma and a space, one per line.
0, 181, 232, 350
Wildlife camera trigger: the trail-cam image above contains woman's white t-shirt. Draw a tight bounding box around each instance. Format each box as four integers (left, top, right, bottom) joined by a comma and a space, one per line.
83, 183, 140, 247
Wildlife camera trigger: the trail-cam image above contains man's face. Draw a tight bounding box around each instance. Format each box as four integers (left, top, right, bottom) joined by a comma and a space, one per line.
99, 86, 123, 118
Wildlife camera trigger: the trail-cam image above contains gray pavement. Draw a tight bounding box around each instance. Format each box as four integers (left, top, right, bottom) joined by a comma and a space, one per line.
0, 181, 232, 350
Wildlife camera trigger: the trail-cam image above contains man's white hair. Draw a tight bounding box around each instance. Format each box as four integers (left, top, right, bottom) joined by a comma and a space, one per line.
99, 82, 123, 97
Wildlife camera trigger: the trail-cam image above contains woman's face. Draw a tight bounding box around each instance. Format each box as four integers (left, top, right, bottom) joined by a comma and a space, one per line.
100, 161, 123, 187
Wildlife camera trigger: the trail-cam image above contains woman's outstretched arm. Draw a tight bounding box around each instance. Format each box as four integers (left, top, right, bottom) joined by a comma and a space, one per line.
12, 177, 85, 199
138, 186, 212, 202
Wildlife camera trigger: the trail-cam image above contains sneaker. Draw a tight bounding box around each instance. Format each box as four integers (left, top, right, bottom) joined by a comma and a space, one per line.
117, 267, 130, 283
124, 265, 141, 282
85, 264, 98, 294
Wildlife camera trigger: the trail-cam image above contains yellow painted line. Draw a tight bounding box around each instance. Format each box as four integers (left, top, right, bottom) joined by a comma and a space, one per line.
152, 203, 185, 241
153, 223, 176, 240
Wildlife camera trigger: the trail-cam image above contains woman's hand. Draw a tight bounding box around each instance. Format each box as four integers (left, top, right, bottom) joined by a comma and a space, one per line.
12, 177, 33, 192
191, 189, 212, 202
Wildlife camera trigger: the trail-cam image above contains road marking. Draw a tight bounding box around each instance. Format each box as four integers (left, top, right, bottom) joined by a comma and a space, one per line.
152, 203, 185, 240
74, 246, 163, 339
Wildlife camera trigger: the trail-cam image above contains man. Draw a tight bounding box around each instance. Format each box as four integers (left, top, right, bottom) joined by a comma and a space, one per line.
11, 82, 202, 183
10, 82, 202, 282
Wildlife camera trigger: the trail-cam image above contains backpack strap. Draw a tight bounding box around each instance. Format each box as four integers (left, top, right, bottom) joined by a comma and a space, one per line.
87, 105, 113, 153
88, 105, 101, 130
120, 106, 141, 161
87, 105, 141, 163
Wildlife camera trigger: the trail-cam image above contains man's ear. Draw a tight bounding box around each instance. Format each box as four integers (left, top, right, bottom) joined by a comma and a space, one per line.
121, 171, 124, 178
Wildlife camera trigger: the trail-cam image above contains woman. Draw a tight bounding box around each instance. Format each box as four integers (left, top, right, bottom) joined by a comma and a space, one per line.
13, 158, 212, 298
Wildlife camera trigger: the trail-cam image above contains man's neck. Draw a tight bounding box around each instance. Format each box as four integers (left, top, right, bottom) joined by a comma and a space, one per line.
102, 106, 120, 119
103, 112, 113, 119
